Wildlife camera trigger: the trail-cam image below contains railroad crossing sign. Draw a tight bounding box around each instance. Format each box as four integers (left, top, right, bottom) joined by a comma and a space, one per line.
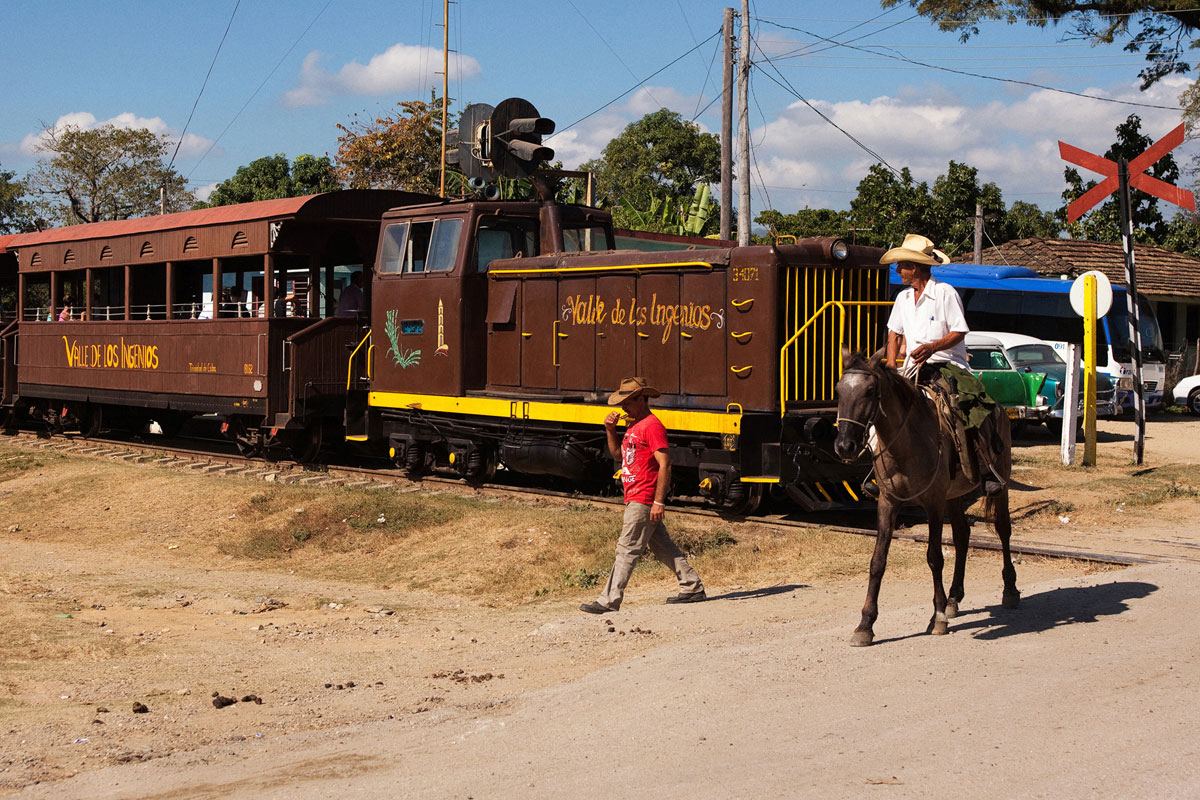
1058, 122, 1194, 465
1059, 123, 1195, 222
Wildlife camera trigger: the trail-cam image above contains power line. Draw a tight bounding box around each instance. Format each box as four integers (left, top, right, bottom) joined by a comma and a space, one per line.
751, 41, 902, 177
757, 17, 1181, 111
187, 0, 334, 181
549, 30, 720, 140
169, 0, 240, 172
566, 0, 661, 109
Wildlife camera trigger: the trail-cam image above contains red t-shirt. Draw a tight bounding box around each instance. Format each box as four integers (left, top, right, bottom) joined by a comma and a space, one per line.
619, 413, 668, 505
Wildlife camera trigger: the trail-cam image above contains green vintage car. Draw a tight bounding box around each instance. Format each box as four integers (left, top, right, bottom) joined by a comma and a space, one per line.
965, 331, 1117, 435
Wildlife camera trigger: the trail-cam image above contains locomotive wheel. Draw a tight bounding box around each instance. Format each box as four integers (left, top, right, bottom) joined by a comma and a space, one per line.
288, 423, 324, 464
723, 483, 764, 516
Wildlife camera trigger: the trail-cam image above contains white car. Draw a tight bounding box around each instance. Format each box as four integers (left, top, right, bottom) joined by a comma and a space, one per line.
1172, 374, 1200, 415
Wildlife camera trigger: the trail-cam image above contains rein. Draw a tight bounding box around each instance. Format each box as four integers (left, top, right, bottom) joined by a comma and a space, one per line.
839, 367, 943, 503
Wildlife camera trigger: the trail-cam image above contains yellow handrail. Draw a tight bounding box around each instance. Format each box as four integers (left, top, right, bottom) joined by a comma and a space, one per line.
347, 328, 372, 391
778, 300, 893, 415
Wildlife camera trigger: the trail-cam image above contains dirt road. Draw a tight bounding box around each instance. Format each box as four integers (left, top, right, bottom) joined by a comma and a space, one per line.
2, 416, 1199, 798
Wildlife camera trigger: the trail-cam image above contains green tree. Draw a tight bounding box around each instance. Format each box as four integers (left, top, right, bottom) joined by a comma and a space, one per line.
754, 207, 850, 241
197, 153, 340, 208
585, 109, 722, 231
0, 164, 36, 234
1163, 210, 1200, 257
848, 164, 932, 249
1058, 114, 1178, 243
25, 124, 192, 225
1000, 200, 1061, 240
883, 2, 1200, 93
335, 96, 447, 193
928, 160, 1006, 253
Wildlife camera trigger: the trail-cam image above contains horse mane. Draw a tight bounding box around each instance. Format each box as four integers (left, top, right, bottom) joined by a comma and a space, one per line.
844, 349, 925, 407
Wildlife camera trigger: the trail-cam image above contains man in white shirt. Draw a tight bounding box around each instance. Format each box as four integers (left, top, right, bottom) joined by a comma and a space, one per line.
881, 233, 1002, 495
883, 234, 968, 375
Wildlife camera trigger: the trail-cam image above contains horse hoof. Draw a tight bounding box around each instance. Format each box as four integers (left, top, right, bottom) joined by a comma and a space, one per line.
945, 599, 959, 618
1002, 591, 1021, 609
849, 630, 874, 647
928, 616, 949, 635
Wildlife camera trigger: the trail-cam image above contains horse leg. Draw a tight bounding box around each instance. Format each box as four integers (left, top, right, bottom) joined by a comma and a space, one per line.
945, 496, 971, 619
925, 500, 950, 635
989, 488, 1021, 609
851, 498, 898, 647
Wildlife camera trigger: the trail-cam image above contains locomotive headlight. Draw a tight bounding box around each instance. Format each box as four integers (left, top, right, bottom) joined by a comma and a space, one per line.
830, 239, 849, 261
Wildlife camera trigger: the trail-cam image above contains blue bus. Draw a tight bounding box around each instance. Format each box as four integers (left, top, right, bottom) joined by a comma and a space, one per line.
889, 263, 1166, 411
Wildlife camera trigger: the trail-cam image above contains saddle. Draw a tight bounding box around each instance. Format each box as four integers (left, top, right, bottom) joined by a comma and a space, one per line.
921, 380, 978, 485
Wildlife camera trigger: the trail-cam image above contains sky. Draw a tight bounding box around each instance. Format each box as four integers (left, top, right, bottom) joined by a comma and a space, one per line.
2, 0, 1196, 242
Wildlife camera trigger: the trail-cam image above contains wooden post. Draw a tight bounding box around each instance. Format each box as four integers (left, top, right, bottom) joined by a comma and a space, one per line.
264, 254, 275, 319
211, 258, 222, 319
720, 7, 734, 241
85, 267, 93, 321
16, 273, 25, 322
124, 266, 131, 321
165, 261, 175, 320
737, 0, 751, 246
1061, 343, 1080, 466
50, 271, 59, 322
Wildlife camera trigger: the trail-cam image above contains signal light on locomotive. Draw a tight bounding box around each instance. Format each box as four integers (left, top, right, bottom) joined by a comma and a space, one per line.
830, 239, 850, 261
487, 97, 554, 178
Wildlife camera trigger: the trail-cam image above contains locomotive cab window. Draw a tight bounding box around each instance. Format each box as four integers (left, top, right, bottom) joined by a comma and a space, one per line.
561, 225, 610, 253
475, 217, 538, 272
379, 218, 463, 275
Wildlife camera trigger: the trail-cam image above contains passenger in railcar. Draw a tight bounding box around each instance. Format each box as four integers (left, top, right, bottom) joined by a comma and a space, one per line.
58, 298, 72, 322
335, 271, 364, 317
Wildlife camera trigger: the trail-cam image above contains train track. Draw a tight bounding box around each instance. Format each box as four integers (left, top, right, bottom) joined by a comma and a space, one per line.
1, 427, 1159, 568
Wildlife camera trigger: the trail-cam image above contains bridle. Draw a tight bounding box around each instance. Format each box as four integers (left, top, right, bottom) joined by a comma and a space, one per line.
836, 366, 943, 503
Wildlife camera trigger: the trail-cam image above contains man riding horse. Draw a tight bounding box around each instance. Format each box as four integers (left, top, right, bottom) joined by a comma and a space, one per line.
881, 234, 1004, 497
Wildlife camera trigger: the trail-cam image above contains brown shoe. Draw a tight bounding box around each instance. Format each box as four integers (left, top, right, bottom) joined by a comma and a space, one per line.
579, 601, 613, 614
665, 590, 707, 604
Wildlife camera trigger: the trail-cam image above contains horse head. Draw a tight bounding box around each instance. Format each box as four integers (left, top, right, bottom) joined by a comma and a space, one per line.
833, 348, 886, 463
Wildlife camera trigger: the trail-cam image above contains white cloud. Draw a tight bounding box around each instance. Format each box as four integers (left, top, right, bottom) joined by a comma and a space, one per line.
285, 44, 482, 107
17, 112, 215, 161
745, 74, 1195, 212
193, 181, 219, 203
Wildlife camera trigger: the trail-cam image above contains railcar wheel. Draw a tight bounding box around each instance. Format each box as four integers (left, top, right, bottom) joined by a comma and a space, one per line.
288, 423, 324, 464
81, 405, 103, 439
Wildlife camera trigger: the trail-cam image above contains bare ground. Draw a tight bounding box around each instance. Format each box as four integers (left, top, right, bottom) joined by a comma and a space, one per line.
1, 416, 1199, 799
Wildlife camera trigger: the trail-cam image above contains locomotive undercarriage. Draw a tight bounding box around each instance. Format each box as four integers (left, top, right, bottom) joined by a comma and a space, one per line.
372, 405, 870, 514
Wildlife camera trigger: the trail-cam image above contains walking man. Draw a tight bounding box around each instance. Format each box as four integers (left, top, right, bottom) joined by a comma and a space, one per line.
580, 377, 706, 614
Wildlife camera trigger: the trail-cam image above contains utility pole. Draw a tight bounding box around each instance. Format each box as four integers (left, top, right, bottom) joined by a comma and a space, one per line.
438, 0, 449, 198
737, 0, 751, 246
973, 203, 983, 264
720, 8, 734, 241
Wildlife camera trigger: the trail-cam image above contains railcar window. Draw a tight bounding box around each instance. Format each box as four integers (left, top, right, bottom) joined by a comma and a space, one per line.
379, 223, 409, 274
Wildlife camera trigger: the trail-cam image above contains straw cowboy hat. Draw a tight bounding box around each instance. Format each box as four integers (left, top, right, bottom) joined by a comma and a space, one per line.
879, 233, 951, 266
607, 376, 662, 405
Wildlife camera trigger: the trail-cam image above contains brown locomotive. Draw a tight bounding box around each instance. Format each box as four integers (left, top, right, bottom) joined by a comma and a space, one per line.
0, 100, 889, 512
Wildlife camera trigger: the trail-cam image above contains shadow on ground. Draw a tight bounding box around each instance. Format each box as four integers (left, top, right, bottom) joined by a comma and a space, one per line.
869, 580, 1157, 646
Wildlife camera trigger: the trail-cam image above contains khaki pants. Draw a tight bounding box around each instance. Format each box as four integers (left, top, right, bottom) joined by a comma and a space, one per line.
596, 502, 703, 610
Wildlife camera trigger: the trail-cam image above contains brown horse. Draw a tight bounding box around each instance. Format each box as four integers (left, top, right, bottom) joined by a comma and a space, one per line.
833, 350, 1020, 646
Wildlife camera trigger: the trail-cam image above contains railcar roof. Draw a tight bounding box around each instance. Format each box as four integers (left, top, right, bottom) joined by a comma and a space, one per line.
4, 190, 436, 249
